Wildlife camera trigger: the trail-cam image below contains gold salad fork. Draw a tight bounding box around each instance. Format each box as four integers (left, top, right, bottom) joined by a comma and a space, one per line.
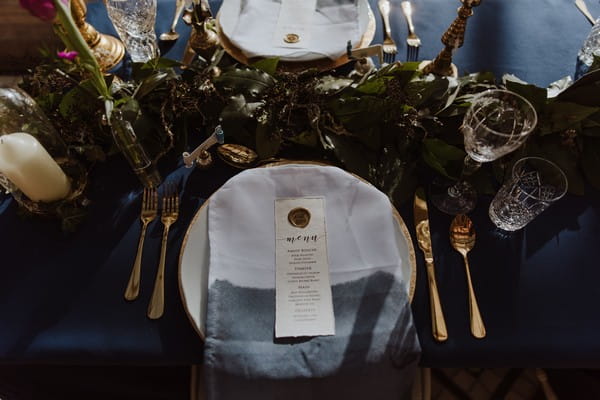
401, 1, 421, 62
378, 0, 398, 63
148, 184, 179, 319
124, 187, 157, 301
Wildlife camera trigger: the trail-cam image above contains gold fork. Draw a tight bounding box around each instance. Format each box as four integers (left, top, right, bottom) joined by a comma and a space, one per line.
148, 184, 179, 319
125, 187, 157, 301
378, 0, 398, 63
401, 1, 421, 62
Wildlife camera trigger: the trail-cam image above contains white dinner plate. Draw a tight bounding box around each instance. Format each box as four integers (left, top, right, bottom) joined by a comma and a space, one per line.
178, 164, 417, 340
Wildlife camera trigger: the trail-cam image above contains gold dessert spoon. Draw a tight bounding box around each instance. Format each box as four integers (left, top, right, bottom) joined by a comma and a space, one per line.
449, 214, 486, 339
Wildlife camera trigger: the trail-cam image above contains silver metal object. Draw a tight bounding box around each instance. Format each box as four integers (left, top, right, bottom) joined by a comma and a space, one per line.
401, 1, 421, 61
378, 0, 398, 63
182, 125, 224, 168
575, 0, 596, 25
159, 0, 186, 41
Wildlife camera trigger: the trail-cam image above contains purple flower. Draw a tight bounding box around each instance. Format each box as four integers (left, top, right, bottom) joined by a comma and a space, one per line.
57, 50, 78, 61
19, 0, 58, 21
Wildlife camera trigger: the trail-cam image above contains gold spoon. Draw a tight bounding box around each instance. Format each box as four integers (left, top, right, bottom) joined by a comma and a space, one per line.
159, 0, 186, 41
449, 214, 486, 339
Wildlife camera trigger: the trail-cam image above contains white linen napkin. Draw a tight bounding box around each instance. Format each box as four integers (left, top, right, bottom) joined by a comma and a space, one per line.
203, 164, 420, 400
208, 164, 404, 290
219, 0, 366, 61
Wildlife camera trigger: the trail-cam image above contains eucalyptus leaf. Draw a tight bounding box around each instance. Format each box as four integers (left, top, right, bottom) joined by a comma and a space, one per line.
540, 101, 599, 134
421, 138, 465, 179
557, 69, 600, 107
219, 95, 262, 146
405, 76, 449, 110
134, 72, 171, 99
324, 132, 374, 179
503, 74, 547, 112
250, 58, 280, 76
355, 75, 391, 95
328, 96, 386, 131
215, 68, 276, 99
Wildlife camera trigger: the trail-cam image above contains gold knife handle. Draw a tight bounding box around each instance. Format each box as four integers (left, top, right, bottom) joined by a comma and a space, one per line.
425, 259, 448, 342
463, 255, 486, 339
148, 224, 170, 319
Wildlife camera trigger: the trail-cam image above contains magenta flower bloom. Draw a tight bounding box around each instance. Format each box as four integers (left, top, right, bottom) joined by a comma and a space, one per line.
57, 50, 78, 61
19, 0, 58, 21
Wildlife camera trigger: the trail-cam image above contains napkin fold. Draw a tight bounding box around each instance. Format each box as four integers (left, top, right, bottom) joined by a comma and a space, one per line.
219, 0, 366, 61
204, 165, 420, 400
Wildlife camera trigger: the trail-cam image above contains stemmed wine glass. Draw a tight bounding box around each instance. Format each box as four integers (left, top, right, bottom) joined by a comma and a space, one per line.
431, 89, 538, 215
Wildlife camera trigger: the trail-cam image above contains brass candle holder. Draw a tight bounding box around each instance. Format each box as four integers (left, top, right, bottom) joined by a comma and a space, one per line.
71, 0, 125, 72
421, 0, 482, 77
181, 0, 220, 66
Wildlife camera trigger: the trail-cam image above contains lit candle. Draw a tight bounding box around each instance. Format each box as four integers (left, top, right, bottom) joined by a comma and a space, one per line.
0, 132, 71, 202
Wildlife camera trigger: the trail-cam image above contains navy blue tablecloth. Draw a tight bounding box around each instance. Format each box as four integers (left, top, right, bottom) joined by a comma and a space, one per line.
1, 0, 600, 368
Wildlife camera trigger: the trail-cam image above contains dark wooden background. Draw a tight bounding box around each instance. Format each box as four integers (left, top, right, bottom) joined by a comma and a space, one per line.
0, 2, 61, 74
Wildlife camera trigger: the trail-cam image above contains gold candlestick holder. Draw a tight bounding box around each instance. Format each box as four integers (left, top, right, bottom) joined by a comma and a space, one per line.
421, 0, 482, 77
71, 0, 125, 72
181, 0, 220, 66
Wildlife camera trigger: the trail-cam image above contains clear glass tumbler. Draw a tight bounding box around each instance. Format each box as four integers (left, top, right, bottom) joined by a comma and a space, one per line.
105, 0, 159, 63
489, 157, 568, 231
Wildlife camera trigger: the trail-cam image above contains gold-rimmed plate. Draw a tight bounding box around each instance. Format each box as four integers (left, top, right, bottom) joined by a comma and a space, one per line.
215, 2, 377, 73
178, 162, 417, 340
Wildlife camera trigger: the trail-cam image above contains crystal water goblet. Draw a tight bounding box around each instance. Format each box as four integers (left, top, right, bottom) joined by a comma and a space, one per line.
105, 0, 159, 63
431, 89, 538, 215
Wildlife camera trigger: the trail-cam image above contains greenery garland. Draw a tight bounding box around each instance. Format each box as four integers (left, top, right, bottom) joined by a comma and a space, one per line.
18, 49, 600, 221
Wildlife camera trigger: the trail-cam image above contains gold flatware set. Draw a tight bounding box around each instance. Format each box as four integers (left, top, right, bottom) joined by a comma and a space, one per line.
125, 185, 180, 320
414, 188, 486, 341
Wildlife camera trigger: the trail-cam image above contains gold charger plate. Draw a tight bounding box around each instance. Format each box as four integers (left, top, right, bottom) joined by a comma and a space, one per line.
216, 4, 377, 73
178, 161, 417, 340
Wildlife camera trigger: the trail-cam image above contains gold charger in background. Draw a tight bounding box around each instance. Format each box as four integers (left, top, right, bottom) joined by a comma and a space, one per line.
215, 6, 376, 73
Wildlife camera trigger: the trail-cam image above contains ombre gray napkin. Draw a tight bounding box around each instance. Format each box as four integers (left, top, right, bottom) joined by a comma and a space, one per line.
203, 165, 421, 400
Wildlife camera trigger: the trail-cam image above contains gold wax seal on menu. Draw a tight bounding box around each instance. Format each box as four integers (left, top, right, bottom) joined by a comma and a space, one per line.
283, 33, 300, 44
288, 207, 310, 228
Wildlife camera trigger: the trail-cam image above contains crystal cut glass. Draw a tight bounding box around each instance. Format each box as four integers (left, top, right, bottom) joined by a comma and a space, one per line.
105, 0, 159, 63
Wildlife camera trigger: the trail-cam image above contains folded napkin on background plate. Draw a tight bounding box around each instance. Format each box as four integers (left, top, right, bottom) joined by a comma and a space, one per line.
203, 165, 420, 400
219, 0, 367, 61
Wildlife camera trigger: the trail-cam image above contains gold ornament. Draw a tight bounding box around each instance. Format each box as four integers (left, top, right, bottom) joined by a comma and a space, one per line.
71, 0, 124, 72
421, 0, 482, 77
181, 0, 220, 66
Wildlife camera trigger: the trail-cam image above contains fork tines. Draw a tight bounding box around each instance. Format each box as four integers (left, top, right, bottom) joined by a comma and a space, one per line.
406, 45, 419, 63
162, 183, 179, 214
383, 49, 397, 64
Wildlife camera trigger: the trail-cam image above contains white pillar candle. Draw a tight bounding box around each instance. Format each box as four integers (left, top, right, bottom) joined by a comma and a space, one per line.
0, 132, 71, 202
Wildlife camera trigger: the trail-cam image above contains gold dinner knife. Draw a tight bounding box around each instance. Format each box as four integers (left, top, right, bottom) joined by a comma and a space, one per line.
414, 188, 448, 342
